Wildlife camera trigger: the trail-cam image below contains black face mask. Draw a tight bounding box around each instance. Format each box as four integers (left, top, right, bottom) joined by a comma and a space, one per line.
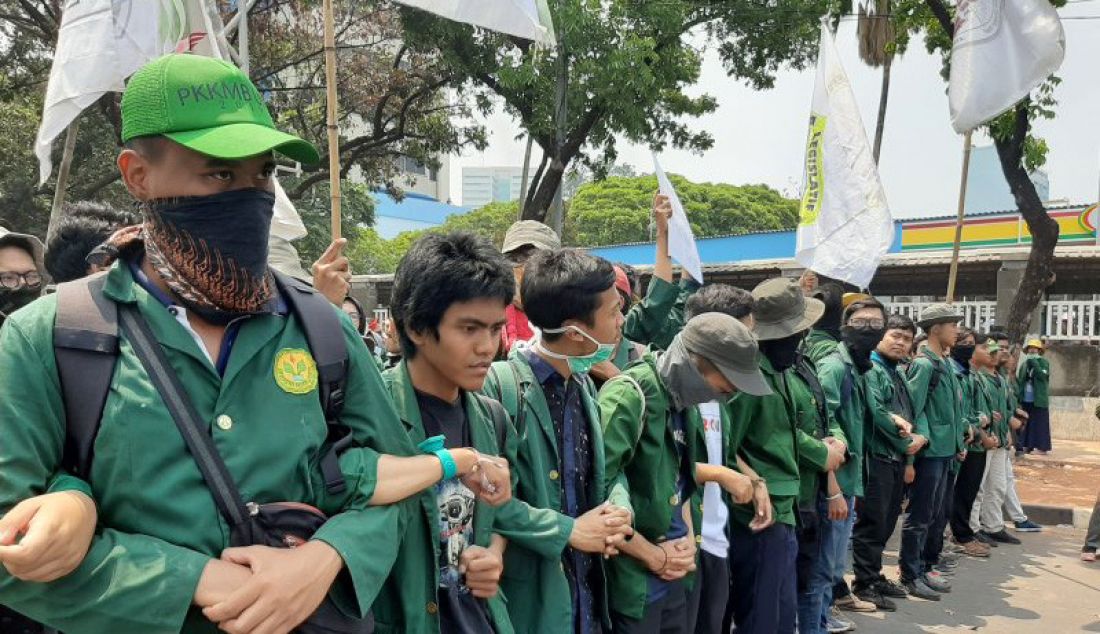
951, 345, 976, 366
0, 287, 41, 324
761, 333, 803, 372
842, 325, 885, 373
143, 188, 276, 325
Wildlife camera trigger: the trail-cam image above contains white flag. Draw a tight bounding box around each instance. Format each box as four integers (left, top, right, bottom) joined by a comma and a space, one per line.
949, 0, 1065, 134
35, 0, 224, 184
795, 24, 893, 289
392, 0, 555, 45
652, 153, 704, 284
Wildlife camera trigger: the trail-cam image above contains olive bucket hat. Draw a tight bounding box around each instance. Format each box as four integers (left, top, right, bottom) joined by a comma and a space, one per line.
751, 277, 825, 341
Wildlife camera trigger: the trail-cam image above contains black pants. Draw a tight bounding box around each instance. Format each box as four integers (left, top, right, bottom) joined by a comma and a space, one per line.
728, 523, 798, 634
685, 550, 730, 634
951, 450, 988, 543
612, 579, 689, 634
852, 456, 906, 591
899, 456, 951, 582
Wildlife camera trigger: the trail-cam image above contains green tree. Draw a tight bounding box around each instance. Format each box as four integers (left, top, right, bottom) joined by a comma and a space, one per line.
400, 0, 838, 223
289, 181, 376, 265
0, 0, 483, 237
568, 175, 798, 246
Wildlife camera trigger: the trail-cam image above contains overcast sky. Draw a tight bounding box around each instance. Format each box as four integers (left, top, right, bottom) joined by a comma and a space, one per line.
445, 4, 1100, 219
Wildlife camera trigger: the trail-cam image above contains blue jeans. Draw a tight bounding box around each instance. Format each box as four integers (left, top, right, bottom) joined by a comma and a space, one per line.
812, 494, 856, 631
900, 456, 952, 582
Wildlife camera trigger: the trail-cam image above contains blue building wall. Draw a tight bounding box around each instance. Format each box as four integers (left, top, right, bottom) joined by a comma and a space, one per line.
371, 192, 472, 239
590, 222, 904, 267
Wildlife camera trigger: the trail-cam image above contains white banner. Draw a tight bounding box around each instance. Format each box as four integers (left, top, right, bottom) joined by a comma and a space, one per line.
949, 0, 1065, 134
795, 23, 893, 289
652, 153, 704, 284
392, 0, 555, 45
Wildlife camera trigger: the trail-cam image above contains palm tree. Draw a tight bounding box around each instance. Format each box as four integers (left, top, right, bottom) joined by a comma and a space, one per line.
857, 0, 895, 165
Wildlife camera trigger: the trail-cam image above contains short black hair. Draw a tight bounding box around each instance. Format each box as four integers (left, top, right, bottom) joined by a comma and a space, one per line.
684, 284, 754, 321
522, 248, 616, 343
914, 333, 928, 348
390, 231, 514, 358
843, 297, 887, 324
885, 313, 917, 336
956, 326, 977, 343
504, 244, 538, 266
124, 135, 169, 163
813, 282, 845, 331
44, 201, 139, 283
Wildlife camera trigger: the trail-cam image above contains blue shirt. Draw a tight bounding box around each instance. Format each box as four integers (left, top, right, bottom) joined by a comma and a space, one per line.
525, 350, 599, 634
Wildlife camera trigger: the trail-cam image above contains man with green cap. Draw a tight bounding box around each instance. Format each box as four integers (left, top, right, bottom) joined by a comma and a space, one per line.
0, 54, 410, 632
726, 277, 845, 634
899, 303, 966, 601
599, 312, 772, 633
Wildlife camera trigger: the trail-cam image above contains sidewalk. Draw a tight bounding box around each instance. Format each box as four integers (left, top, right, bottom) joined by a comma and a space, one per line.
1014, 440, 1100, 526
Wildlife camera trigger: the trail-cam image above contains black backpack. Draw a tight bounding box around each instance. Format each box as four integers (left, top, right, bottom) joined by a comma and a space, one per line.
53, 270, 351, 494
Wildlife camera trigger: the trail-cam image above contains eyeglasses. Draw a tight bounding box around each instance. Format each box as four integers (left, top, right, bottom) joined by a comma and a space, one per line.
0, 271, 42, 290
849, 318, 886, 329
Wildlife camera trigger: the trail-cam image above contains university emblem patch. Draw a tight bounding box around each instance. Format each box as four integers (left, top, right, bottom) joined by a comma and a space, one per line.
274, 348, 318, 395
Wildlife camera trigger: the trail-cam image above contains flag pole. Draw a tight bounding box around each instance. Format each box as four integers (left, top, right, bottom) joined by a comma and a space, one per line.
945, 130, 973, 304
46, 120, 81, 242
322, 0, 342, 240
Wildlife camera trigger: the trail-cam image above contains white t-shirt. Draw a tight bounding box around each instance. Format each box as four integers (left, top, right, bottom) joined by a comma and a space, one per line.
698, 401, 730, 558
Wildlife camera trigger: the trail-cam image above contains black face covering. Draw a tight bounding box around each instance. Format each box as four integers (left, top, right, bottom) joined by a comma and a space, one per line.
842, 325, 885, 374
143, 188, 276, 325
0, 287, 40, 325
760, 333, 803, 372
951, 344, 976, 366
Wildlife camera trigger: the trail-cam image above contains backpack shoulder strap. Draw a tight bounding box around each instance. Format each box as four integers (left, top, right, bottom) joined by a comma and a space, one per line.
272, 271, 351, 494
474, 393, 510, 455
793, 356, 829, 437
603, 373, 647, 447
54, 272, 119, 481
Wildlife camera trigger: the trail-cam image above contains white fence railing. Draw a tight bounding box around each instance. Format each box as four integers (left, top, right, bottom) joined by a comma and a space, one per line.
1042, 301, 1100, 341
890, 300, 1100, 341
892, 301, 997, 331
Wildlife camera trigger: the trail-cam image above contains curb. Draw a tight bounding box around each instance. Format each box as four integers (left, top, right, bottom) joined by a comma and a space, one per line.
1018, 503, 1091, 529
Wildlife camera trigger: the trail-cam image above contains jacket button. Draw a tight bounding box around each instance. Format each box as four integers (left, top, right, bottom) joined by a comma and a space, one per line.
669, 494, 679, 506
695, 535, 703, 544
426, 602, 438, 615
549, 470, 560, 481
216, 415, 233, 431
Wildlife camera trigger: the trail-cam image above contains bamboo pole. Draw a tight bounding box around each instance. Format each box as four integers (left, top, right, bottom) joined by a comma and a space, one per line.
323, 0, 342, 240
46, 120, 81, 242
946, 130, 974, 304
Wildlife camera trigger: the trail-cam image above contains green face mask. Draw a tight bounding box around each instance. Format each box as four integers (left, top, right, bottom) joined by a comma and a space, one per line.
537, 325, 616, 375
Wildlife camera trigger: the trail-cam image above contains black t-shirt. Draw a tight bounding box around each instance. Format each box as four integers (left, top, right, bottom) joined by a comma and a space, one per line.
415, 390, 495, 634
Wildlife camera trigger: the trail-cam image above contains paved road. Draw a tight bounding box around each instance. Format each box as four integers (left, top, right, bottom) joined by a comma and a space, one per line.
846, 526, 1100, 632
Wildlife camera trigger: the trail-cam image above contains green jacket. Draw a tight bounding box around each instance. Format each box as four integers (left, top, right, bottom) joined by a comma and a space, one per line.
598, 353, 703, 620
906, 347, 966, 458
622, 276, 699, 351
787, 356, 845, 504
0, 263, 404, 633
816, 345, 869, 497
983, 372, 1012, 448
951, 362, 988, 453
803, 328, 840, 365
374, 362, 521, 634
482, 350, 631, 634
726, 356, 802, 527
1017, 355, 1051, 408
865, 352, 921, 462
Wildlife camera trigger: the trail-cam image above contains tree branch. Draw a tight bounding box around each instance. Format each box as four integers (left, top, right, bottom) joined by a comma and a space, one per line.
925, 0, 955, 39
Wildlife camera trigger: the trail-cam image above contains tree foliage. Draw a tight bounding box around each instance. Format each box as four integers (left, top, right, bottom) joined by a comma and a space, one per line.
288, 181, 376, 266
568, 175, 798, 247
0, 0, 482, 237
399, 0, 836, 222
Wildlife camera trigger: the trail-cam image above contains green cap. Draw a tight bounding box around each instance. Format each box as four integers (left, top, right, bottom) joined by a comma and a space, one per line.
121, 54, 319, 164
917, 303, 963, 329
751, 277, 825, 341
681, 312, 772, 397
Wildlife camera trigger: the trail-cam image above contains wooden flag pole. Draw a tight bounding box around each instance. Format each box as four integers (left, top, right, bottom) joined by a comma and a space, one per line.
46, 120, 81, 243
322, 0, 342, 240
945, 130, 974, 304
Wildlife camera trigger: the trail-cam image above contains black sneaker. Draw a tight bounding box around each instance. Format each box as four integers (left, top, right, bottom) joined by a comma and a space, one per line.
874, 578, 909, 599
856, 588, 897, 612
902, 579, 941, 601
984, 530, 1023, 545
975, 532, 999, 547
